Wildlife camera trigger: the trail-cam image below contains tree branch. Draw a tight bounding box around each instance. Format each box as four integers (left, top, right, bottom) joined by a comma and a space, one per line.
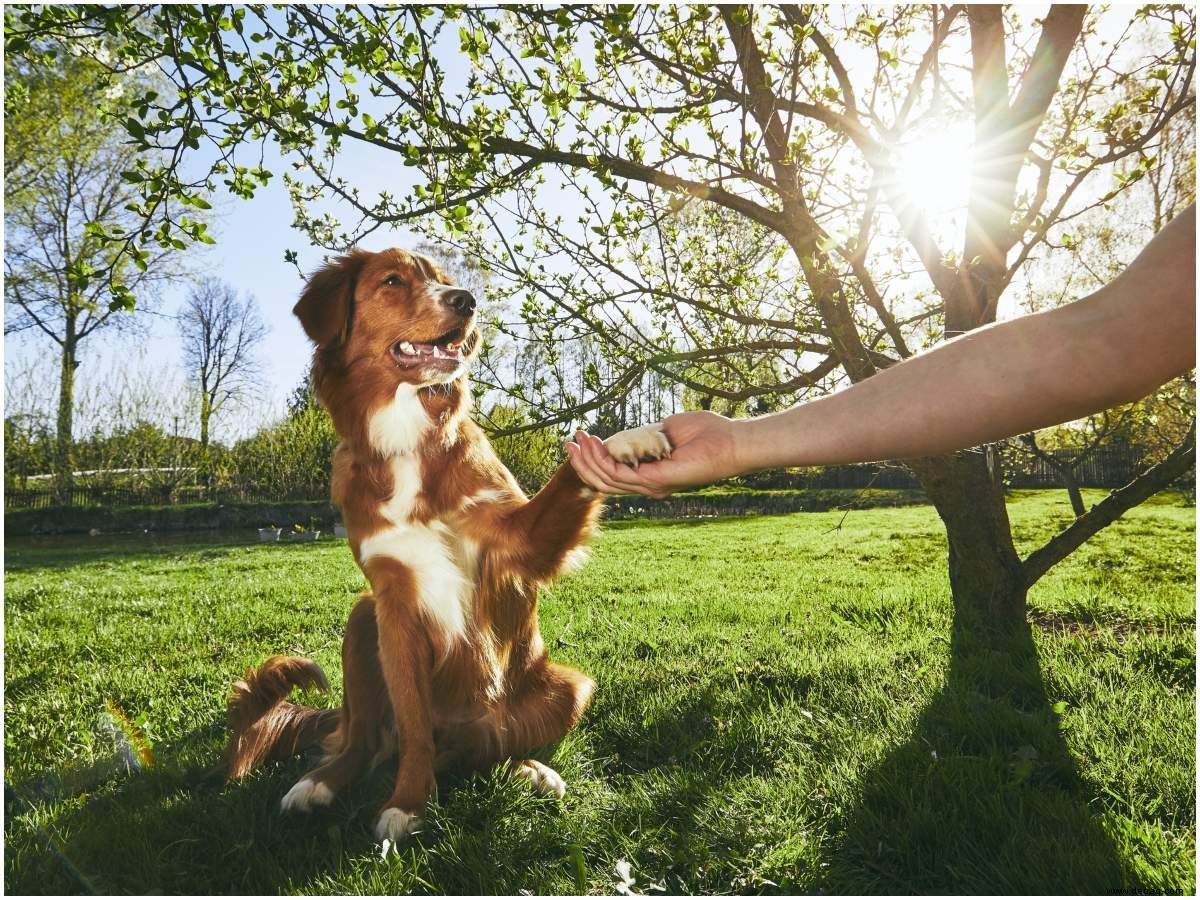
1021, 420, 1196, 588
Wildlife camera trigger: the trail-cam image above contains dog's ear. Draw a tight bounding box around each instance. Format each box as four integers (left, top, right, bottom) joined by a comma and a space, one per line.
293, 250, 370, 348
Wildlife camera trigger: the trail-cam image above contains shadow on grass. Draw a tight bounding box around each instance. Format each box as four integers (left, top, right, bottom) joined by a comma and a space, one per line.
5, 727, 389, 895
4, 682, 793, 895
6, 608, 1157, 893
818, 609, 1137, 894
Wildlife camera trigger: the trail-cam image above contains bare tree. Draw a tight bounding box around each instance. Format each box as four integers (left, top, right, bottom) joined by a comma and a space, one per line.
177, 278, 267, 447
1017, 413, 1128, 518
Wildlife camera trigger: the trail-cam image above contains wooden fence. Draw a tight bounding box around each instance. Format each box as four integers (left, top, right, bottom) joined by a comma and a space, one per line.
1004, 444, 1146, 489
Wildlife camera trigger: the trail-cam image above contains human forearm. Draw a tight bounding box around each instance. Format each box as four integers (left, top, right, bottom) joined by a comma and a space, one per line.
737, 298, 1115, 467
736, 206, 1195, 469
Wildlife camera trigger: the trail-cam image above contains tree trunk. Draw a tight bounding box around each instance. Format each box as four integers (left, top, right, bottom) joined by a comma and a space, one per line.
1019, 433, 1089, 517
53, 337, 78, 505
1062, 471, 1086, 518
909, 447, 1027, 622
200, 393, 212, 448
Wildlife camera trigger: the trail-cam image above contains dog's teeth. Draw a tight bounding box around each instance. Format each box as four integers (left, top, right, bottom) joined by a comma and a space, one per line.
399, 341, 415, 355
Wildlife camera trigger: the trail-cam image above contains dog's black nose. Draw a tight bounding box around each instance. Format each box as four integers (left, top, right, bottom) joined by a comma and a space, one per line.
441, 288, 476, 316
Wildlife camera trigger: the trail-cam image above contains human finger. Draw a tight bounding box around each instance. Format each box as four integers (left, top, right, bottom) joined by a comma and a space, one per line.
566, 438, 626, 494
581, 434, 654, 491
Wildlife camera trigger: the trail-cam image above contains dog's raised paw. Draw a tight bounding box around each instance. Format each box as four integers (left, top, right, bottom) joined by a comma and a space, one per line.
512, 759, 567, 799
375, 807, 423, 843
280, 777, 334, 814
604, 424, 672, 467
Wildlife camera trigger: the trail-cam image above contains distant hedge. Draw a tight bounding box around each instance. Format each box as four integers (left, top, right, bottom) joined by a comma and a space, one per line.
5, 500, 338, 536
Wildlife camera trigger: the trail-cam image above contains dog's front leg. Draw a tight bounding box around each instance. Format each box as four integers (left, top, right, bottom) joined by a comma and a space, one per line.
368, 559, 436, 843
504, 463, 604, 581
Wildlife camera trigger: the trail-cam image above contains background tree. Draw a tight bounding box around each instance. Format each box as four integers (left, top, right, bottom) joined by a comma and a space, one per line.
1013, 83, 1196, 515
1016, 411, 1140, 518
177, 278, 267, 448
4, 351, 204, 501
485, 404, 563, 492
10, 5, 1195, 622
225, 401, 338, 502
3, 42, 191, 500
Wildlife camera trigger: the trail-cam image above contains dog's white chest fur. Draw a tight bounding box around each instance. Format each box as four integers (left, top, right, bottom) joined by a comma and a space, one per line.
359, 386, 478, 646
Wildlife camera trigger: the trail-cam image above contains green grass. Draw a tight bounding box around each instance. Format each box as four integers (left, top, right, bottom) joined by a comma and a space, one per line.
4, 490, 1194, 894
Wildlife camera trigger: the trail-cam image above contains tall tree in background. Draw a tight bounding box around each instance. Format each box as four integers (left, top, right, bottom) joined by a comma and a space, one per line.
177, 278, 267, 448
3, 43, 191, 500
9, 5, 1195, 621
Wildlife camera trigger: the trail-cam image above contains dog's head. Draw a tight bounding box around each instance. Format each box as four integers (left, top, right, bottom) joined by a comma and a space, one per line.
295, 247, 480, 381
294, 247, 481, 443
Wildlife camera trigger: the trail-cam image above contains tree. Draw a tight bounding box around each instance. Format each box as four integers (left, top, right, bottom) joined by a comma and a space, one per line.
286, 373, 316, 418
9, 5, 1195, 622
1016, 412, 1135, 517
485, 404, 562, 492
3, 43, 189, 500
177, 278, 267, 448
4, 416, 53, 492
226, 403, 339, 501
1011, 372, 1195, 513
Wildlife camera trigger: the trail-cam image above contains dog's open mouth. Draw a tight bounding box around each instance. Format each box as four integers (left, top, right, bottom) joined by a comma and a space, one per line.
390, 327, 467, 371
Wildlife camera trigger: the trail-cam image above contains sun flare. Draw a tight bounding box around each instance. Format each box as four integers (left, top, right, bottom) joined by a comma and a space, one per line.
893, 121, 975, 214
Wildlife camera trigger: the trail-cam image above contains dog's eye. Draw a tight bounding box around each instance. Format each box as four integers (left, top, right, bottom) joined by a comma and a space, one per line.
383, 275, 405, 287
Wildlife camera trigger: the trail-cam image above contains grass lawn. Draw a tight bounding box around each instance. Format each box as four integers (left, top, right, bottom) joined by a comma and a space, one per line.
4, 490, 1194, 894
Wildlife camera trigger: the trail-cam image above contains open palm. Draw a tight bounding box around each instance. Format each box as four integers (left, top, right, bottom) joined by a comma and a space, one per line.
566, 411, 741, 498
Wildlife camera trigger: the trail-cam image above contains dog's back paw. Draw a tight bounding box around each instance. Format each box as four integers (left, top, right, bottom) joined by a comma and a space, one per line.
375, 807, 423, 846
511, 758, 567, 799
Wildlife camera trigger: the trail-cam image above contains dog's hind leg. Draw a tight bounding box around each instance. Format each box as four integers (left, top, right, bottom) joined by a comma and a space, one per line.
503, 660, 594, 798
439, 659, 594, 797
281, 595, 392, 814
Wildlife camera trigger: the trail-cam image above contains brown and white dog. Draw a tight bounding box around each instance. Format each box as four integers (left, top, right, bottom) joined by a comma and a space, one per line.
224, 247, 670, 844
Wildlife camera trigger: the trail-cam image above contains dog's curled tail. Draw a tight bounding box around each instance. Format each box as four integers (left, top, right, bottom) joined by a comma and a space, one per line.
224, 655, 339, 780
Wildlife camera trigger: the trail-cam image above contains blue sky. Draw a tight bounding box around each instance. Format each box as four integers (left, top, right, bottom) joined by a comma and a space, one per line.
6, 25, 474, 443
171, 141, 431, 418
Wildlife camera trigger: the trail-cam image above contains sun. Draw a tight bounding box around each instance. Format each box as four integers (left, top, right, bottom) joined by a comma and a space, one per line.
893, 120, 975, 215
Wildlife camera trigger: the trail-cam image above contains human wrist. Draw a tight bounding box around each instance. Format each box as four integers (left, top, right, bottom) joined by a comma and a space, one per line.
736, 405, 816, 472
730, 414, 774, 474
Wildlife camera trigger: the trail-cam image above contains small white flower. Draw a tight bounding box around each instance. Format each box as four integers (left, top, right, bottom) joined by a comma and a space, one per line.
614, 859, 637, 895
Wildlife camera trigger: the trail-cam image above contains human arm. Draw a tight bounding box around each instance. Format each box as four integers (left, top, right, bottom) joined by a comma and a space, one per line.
567, 204, 1195, 497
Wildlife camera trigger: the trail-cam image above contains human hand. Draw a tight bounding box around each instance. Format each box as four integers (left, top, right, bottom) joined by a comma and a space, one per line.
565, 410, 743, 498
